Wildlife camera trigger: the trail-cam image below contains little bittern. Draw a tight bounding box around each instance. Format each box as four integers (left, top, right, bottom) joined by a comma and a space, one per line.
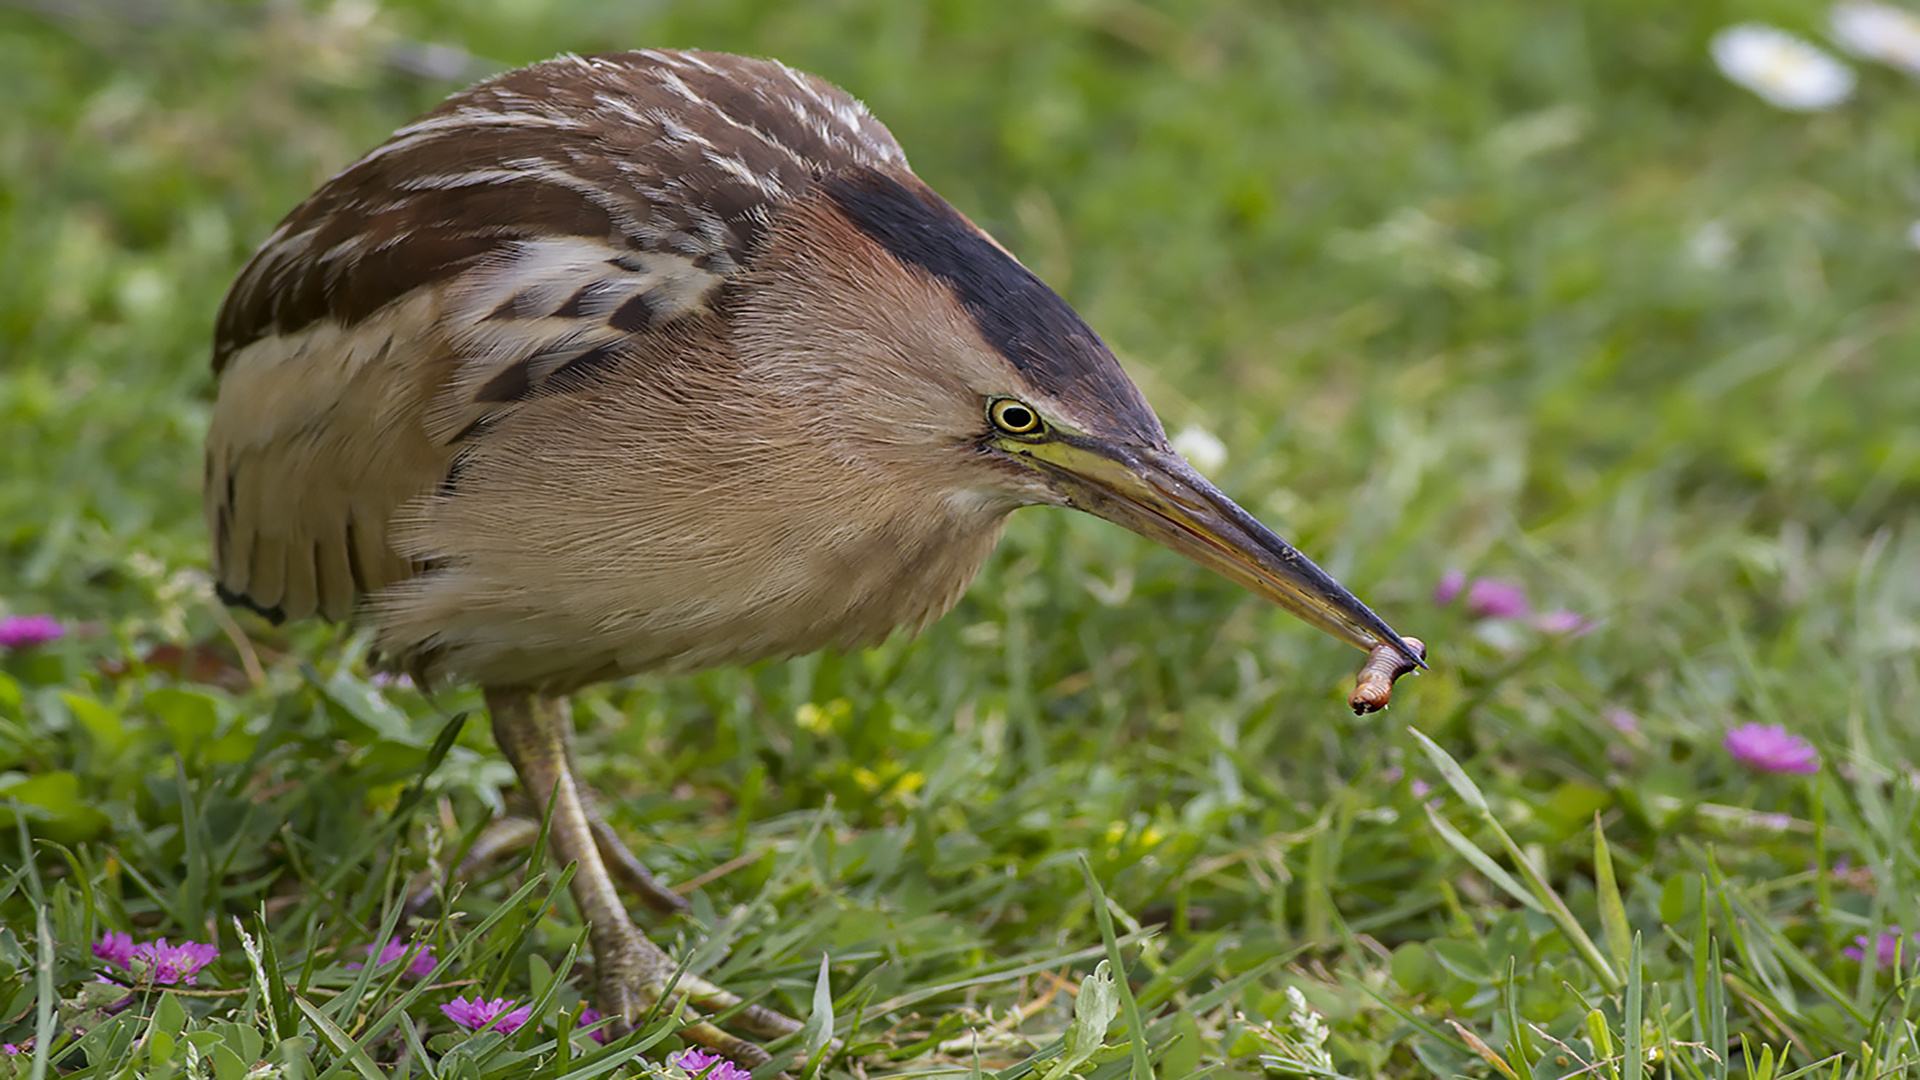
206, 50, 1420, 1063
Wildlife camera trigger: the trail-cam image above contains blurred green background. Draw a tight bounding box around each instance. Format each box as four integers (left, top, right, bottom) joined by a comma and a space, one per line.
2, 1, 1918, 1077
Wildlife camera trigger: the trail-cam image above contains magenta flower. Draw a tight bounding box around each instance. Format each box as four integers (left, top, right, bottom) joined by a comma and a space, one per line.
134, 939, 219, 985
1603, 708, 1640, 734
1843, 928, 1916, 966
1439, 573, 1594, 633
93, 932, 217, 985
576, 1006, 609, 1045
1534, 609, 1595, 636
347, 938, 436, 979
442, 996, 532, 1034
669, 1048, 752, 1080
0, 614, 63, 650
94, 931, 136, 970
1465, 578, 1530, 619
1724, 723, 1820, 775
2, 1041, 27, 1055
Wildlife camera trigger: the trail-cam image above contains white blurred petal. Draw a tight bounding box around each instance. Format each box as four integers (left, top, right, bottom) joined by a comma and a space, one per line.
1171, 424, 1228, 475
1711, 23, 1856, 110
1831, 1, 1920, 74
1688, 220, 1737, 268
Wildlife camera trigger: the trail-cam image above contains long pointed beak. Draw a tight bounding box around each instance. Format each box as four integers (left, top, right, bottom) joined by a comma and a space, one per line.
1011, 435, 1423, 666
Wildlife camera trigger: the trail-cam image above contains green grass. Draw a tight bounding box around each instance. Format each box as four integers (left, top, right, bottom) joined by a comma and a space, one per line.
4, 0, 1920, 1076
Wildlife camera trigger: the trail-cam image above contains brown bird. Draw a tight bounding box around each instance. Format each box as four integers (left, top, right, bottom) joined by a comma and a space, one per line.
205, 49, 1420, 1064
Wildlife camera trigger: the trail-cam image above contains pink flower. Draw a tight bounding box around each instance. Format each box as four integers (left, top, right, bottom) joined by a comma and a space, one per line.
1843, 928, 1916, 966
669, 1048, 753, 1079
347, 938, 436, 979
0, 614, 63, 650
134, 939, 219, 985
1534, 609, 1595, 636
93, 932, 218, 985
1465, 578, 1530, 619
94, 931, 136, 970
442, 996, 531, 1034
1724, 723, 1820, 775
1439, 573, 1594, 632
576, 1006, 609, 1045
2, 1041, 27, 1055
1603, 708, 1640, 734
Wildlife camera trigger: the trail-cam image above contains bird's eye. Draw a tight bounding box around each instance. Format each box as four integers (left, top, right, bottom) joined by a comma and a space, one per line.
988, 398, 1044, 437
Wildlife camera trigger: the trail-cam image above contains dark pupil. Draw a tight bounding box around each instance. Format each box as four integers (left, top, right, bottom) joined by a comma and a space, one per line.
1000, 405, 1033, 430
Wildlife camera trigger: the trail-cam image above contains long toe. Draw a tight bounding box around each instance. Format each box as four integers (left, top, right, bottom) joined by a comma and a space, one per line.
597, 927, 802, 1069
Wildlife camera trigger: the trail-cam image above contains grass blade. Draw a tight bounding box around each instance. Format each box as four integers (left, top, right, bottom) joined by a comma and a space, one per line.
295, 996, 388, 1080
1410, 728, 1621, 992
1079, 855, 1152, 1080
1594, 813, 1633, 975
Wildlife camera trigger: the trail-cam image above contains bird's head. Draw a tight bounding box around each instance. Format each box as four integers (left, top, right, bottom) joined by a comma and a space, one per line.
735, 166, 1418, 664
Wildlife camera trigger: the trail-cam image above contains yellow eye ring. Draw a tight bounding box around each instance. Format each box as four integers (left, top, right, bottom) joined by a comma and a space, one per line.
988, 398, 1044, 436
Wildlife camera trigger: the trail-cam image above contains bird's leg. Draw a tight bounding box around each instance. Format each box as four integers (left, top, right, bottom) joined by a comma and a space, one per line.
484, 687, 802, 1061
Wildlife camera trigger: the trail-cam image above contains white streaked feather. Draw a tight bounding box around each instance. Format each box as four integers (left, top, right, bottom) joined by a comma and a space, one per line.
430, 237, 724, 436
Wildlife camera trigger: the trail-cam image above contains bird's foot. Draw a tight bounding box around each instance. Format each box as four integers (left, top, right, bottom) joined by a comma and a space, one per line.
402, 808, 802, 1068
595, 921, 803, 1069
476, 689, 807, 1070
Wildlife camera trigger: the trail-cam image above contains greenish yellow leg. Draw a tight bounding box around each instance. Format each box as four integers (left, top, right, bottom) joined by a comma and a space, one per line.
485, 688, 801, 1064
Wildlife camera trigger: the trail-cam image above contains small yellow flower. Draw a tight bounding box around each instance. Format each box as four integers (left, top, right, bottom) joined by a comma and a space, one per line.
796, 698, 852, 735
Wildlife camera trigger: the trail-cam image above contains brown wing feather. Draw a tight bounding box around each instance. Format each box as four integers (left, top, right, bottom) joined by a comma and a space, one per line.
205, 49, 907, 622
